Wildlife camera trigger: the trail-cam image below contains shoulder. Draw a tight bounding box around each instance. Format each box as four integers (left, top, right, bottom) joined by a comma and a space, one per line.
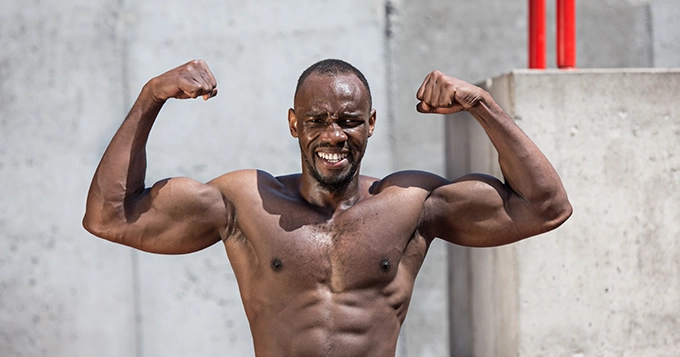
368, 170, 450, 195
208, 169, 287, 187
208, 169, 300, 200
208, 169, 256, 192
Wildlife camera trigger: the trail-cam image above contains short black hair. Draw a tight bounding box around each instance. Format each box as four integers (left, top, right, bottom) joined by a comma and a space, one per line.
295, 59, 372, 108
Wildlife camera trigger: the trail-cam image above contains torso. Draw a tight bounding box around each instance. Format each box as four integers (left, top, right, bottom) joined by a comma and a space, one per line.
214, 169, 445, 357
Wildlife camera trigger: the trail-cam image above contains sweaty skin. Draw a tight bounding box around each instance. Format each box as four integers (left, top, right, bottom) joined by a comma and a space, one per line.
83, 60, 572, 357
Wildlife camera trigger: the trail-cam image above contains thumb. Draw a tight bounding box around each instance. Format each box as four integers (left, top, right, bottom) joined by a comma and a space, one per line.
416, 101, 433, 113
417, 101, 465, 115
432, 104, 465, 115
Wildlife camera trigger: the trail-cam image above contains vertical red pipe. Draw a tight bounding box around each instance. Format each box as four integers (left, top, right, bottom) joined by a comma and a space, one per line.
529, 0, 546, 69
557, 0, 576, 68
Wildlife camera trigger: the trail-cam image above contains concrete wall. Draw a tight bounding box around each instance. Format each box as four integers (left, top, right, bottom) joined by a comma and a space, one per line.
0, 1, 393, 356
0, 1, 136, 356
651, 0, 680, 67
2, 0, 679, 356
446, 69, 680, 356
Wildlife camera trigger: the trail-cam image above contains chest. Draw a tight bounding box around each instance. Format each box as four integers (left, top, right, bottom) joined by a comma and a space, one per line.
233, 193, 427, 291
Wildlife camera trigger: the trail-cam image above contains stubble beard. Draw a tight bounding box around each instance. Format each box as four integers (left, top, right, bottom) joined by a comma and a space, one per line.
301, 143, 363, 193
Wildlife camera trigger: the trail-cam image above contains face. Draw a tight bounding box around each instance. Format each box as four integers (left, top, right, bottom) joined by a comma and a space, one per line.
288, 73, 376, 192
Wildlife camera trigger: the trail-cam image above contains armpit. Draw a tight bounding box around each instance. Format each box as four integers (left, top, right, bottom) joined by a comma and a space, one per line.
222, 197, 242, 242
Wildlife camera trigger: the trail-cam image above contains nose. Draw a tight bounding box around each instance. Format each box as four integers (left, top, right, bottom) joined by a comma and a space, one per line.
320, 122, 347, 144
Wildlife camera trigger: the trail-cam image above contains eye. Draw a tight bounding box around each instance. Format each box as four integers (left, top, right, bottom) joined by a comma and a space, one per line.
338, 119, 362, 128
305, 118, 326, 127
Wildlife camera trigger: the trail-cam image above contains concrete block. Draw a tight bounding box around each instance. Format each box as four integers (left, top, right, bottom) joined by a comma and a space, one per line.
446, 69, 680, 356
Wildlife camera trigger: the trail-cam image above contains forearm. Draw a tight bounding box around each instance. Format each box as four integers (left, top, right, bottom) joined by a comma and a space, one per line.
468, 93, 571, 218
84, 82, 164, 228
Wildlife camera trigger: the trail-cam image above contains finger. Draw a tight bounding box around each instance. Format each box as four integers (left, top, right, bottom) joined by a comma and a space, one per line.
202, 88, 218, 101
197, 74, 212, 100
204, 65, 217, 89
197, 67, 216, 91
416, 72, 432, 101
416, 101, 432, 113
430, 74, 445, 106
187, 73, 213, 99
193, 59, 217, 91
421, 75, 435, 108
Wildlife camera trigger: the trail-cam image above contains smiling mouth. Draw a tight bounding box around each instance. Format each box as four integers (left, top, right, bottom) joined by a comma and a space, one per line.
317, 152, 349, 164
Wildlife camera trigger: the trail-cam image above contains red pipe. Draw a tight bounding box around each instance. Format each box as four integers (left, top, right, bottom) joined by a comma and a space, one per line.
557, 0, 576, 68
529, 0, 546, 69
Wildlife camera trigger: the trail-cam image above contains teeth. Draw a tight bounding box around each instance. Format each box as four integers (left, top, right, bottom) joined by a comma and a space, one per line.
317, 152, 348, 163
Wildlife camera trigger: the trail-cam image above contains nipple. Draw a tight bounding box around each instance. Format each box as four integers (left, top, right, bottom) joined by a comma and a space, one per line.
380, 258, 391, 272
271, 258, 283, 272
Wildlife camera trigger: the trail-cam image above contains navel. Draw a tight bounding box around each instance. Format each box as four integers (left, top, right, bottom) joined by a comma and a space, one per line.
379, 257, 391, 272
271, 258, 283, 272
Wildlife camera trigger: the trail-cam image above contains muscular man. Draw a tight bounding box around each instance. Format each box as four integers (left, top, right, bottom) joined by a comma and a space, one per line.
83, 59, 571, 356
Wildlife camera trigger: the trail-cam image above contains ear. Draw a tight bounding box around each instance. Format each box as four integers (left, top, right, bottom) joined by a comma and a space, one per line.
288, 108, 299, 138
367, 109, 376, 137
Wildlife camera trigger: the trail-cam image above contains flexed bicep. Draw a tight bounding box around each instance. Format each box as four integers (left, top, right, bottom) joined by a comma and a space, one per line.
421, 174, 555, 247
89, 177, 232, 254
83, 59, 228, 254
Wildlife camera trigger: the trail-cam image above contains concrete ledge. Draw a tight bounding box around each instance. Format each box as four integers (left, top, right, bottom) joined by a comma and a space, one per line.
446, 69, 680, 356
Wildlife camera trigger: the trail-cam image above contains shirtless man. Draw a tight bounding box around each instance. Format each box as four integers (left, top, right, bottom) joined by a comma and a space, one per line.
83, 59, 571, 356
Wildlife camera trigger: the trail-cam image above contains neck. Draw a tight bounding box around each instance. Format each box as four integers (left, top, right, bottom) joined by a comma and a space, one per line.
298, 170, 364, 214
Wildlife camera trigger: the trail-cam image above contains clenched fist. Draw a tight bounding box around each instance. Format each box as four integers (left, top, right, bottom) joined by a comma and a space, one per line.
147, 59, 218, 103
416, 70, 486, 115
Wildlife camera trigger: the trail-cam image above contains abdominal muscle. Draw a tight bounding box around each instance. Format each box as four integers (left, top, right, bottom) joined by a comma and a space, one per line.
246, 285, 404, 357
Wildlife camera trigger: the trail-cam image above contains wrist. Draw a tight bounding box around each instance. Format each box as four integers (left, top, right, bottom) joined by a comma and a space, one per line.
465, 89, 492, 113
142, 77, 168, 105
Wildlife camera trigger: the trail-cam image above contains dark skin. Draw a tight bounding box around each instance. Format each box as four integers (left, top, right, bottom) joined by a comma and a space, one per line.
84, 60, 572, 356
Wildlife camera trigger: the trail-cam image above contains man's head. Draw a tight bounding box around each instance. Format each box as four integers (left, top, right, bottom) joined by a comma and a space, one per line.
294, 59, 372, 108
288, 59, 376, 192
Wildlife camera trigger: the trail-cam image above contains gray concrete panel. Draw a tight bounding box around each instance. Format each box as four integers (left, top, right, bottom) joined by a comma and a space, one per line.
577, 2, 653, 68
0, 1, 136, 356
447, 69, 680, 356
651, 0, 680, 67
512, 69, 680, 356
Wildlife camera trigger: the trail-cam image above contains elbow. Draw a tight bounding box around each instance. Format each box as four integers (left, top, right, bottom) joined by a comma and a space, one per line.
82, 210, 121, 243
540, 195, 573, 232
82, 211, 106, 238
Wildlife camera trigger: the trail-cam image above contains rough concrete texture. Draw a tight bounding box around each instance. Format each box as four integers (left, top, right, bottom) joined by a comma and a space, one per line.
513, 69, 680, 356
651, 0, 680, 67
2, 0, 679, 356
576, 1, 654, 68
446, 69, 680, 356
0, 1, 136, 356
